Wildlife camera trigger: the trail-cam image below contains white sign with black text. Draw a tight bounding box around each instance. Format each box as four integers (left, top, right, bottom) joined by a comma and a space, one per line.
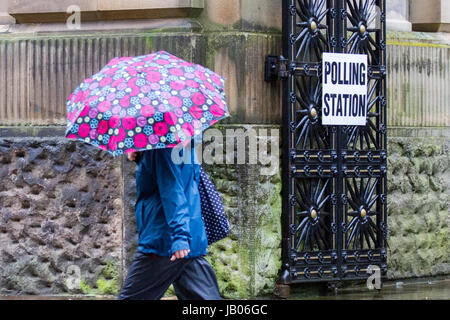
322, 52, 368, 126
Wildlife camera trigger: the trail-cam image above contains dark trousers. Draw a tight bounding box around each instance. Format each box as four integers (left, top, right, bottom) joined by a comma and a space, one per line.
118, 251, 221, 300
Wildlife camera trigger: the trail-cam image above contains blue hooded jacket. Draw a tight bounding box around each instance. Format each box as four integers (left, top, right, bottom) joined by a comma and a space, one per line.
134, 146, 208, 257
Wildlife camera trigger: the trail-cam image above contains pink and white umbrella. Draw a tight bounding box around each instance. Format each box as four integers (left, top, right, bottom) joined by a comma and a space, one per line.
65, 51, 230, 156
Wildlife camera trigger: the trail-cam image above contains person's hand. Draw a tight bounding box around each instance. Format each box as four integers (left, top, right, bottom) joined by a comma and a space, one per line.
170, 249, 190, 261
127, 152, 137, 161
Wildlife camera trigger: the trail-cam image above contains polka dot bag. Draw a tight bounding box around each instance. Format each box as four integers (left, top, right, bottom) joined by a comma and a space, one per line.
198, 166, 229, 244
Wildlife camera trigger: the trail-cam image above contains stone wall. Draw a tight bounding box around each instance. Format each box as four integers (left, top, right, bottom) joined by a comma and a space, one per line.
0, 30, 281, 126
206, 164, 281, 298
387, 128, 450, 279
1, 125, 448, 298
0, 129, 123, 295
386, 31, 450, 127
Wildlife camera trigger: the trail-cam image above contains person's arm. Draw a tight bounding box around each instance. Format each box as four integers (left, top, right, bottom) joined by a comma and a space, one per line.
154, 148, 191, 258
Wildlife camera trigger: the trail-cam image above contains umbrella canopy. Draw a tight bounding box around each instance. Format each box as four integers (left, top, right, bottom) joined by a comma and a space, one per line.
65, 51, 230, 156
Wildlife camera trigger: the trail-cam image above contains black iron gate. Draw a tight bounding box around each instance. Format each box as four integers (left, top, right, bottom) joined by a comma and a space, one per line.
267, 0, 387, 286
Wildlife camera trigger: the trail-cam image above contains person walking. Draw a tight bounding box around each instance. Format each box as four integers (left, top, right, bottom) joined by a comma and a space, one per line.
63, 50, 229, 300
118, 144, 221, 300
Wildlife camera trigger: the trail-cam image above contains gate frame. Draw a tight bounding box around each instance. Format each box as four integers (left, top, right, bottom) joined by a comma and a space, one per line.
271, 0, 388, 294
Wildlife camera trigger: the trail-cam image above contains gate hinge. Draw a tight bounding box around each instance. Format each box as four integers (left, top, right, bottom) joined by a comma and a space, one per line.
264, 55, 289, 82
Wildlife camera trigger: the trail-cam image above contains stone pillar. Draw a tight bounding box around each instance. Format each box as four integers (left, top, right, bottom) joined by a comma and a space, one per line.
410, 0, 450, 32
386, 0, 412, 31
0, 0, 15, 25
201, 0, 281, 31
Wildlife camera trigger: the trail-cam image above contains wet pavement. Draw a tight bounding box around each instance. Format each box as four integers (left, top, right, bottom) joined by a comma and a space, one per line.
0, 278, 448, 300
289, 278, 450, 300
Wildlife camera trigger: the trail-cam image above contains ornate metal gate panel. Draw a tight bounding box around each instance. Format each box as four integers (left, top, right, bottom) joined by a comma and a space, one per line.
270, 0, 387, 284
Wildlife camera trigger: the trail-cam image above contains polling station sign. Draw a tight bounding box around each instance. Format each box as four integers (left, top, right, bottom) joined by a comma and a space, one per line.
322, 52, 368, 126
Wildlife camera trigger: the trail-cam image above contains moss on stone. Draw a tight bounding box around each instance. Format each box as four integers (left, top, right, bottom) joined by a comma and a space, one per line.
79, 279, 94, 295
202, 153, 282, 298
206, 237, 250, 299
145, 36, 154, 51
387, 134, 449, 280
164, 285, 176, 298
96, 261, 120, 295
96, 277, 119, 295
78, 261, 120, 296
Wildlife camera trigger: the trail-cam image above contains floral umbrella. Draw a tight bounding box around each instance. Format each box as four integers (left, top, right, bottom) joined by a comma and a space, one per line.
65, 51, 230, 156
